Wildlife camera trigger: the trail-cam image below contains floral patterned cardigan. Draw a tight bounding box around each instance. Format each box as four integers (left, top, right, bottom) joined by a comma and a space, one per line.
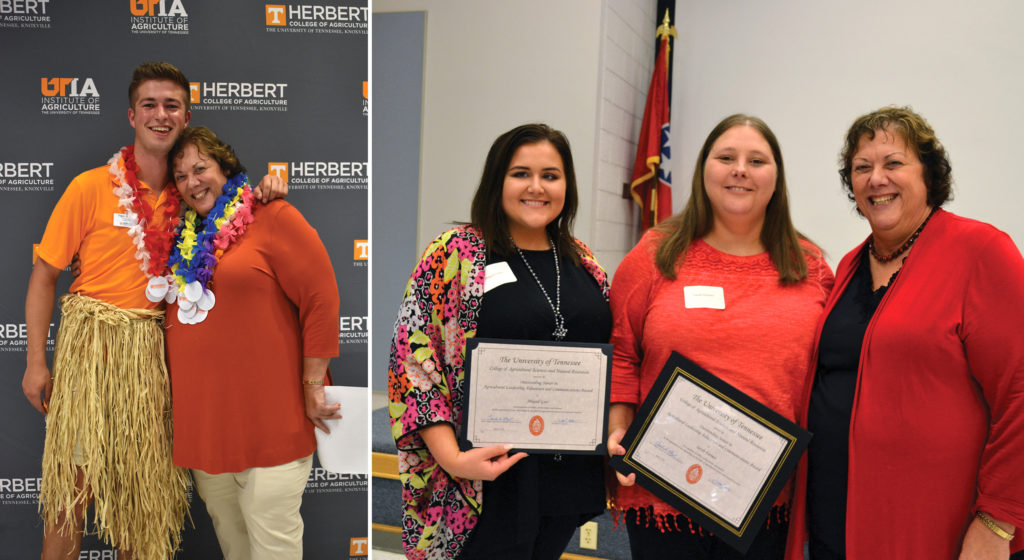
387, 225, 609, 559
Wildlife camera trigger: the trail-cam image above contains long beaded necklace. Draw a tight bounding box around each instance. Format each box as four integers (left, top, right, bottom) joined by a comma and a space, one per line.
868, 207, 937, 263
511, 234, 567, 340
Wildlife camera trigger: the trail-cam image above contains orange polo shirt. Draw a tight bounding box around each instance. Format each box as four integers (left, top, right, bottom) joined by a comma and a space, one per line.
37, 164, 175, 309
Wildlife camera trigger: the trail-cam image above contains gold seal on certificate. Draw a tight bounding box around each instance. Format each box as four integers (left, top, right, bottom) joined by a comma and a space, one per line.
460, 338, 612, 454
609, 352, 811, 553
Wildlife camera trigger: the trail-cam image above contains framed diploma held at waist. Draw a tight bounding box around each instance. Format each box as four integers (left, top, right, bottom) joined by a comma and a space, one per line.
460, 338, 612, 455
609, 351, 811, 554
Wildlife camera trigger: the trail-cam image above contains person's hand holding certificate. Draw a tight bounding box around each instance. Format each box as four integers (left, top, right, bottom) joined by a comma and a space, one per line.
460, 339, 612, 455
609, 352, 811, 554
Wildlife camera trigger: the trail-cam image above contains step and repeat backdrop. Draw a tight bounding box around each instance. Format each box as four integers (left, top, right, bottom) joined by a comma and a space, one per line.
0, 2, 368, 558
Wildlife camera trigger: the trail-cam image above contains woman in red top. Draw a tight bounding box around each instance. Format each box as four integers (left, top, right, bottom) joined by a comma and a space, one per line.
788, 106, 1024, 560
164, 127, 341, 559
608, 114, 833, 560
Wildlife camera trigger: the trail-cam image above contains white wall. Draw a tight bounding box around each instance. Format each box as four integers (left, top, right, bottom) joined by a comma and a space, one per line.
672, 0, 1024, 265
593, 0, 657, 278
372, 0, 1023, 273
373, 0, 604, 251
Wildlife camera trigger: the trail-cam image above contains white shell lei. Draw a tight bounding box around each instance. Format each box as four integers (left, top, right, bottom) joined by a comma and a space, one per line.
107, 148, 178, 304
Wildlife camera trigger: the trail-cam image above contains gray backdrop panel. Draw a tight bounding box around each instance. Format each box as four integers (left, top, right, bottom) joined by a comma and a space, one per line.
0, 2, 367, 558
370, 11, 424, 393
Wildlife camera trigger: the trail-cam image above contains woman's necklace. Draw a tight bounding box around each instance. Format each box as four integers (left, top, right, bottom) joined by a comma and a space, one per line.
868, 208, 937, 263
108, 145, 183, 302
165, 173, 256, 324
511, 234, 567, 340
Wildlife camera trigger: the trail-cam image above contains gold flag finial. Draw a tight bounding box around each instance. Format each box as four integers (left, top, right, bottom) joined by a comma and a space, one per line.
656, 9, 677, 40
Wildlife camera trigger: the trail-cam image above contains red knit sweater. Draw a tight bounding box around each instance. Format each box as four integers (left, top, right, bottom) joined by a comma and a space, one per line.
610, 232, 833, 524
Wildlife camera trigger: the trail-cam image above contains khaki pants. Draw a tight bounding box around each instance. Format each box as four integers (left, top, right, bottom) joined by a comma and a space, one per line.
192, 454, 314, 560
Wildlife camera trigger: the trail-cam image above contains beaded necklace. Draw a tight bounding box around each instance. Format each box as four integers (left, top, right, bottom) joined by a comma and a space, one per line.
511, 234, 567, 340
868, 208, 936, 263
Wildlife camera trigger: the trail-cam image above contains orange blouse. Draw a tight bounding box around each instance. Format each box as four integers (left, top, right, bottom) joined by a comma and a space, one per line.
165, 200, 339, 474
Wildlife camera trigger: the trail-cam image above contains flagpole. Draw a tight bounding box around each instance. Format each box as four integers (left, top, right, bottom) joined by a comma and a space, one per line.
652, 10, 677, 227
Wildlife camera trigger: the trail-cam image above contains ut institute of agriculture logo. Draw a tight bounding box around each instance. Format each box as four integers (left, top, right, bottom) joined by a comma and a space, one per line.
40, 77, 100, 116
129, 0, 189, 35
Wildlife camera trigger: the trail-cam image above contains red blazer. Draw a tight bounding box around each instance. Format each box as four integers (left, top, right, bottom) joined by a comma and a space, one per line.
786, 209, 1024, 559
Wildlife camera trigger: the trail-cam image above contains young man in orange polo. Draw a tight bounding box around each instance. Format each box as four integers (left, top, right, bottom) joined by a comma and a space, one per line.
21, 62, 284, 560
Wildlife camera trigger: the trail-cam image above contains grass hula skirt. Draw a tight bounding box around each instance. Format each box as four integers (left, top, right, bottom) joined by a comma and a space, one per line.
40, 293, 189, 559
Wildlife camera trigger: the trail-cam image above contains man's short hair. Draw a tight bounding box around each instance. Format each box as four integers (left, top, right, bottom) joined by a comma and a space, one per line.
128, 62, 190, 111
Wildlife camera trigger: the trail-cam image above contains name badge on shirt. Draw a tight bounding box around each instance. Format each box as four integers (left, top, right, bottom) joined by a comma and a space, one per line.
684, 286, 725, 309
483, 261, 517, 294
113, 212, 134, 228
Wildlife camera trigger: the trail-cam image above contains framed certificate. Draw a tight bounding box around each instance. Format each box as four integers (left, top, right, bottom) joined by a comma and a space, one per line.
609, 352, 811, 553
460, 338, 612, 455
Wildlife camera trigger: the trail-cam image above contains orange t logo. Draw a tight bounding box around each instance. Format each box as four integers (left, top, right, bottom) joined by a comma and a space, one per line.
265, 5, 286, 25
349, 537, 368, 556
353, 240, 369, 261
268, 162, 288, 182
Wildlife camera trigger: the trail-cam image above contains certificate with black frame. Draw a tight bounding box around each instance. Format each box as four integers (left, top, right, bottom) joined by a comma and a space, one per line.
459, 338, 612, 455
609, 351, 811, 554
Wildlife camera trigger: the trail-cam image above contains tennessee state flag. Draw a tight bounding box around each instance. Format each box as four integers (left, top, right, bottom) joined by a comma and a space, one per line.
630, 15, 674, 230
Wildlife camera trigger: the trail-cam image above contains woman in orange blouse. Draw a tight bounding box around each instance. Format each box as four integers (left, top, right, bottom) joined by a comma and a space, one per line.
164, 127, 341, 560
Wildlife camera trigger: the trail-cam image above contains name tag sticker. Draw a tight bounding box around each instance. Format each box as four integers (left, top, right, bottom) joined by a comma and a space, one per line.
113, 213, 133, 228
484, 262, 517, 293
684, 286, 725, 309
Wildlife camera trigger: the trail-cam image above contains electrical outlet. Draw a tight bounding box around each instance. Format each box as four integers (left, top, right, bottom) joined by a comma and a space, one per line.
579, 521, 598, 550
